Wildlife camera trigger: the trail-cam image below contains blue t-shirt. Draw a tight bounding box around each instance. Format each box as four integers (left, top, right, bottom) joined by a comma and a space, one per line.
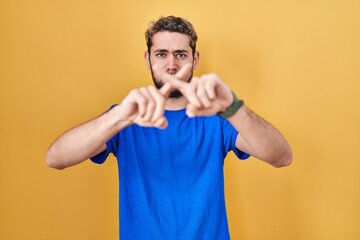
91, 108, 249, 240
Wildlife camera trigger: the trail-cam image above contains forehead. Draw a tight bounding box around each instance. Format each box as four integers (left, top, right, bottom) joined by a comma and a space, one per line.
151, 31, 191, 51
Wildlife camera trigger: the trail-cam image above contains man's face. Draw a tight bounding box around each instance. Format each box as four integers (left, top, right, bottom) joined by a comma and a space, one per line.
145, 31, 199, 98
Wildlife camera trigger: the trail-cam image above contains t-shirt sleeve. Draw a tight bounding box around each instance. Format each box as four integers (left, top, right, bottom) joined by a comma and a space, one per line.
221, 117, 250, 160
90, 105, 119, 164
90, 134, 118, 164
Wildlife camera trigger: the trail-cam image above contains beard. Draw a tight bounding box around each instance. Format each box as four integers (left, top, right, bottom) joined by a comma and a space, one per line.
150, 64, 193, 99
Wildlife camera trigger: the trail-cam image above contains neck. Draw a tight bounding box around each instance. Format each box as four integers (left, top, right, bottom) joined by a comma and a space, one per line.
164, 96, 188, 110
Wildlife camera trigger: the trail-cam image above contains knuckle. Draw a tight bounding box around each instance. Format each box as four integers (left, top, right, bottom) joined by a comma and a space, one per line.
139, 87, 147, 93
137, 96, 147, 105
129, 89, 139, 95
196, 88, 206, 97
209, 73, 218, 78
148, 85, 157, 90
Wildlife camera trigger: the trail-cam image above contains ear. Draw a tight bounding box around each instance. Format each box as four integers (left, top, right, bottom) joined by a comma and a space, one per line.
144, 51, 151, 69
192, 51, 200, 70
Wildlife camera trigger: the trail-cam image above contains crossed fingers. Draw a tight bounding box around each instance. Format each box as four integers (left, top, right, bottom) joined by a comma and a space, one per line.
126, 66, 232, 128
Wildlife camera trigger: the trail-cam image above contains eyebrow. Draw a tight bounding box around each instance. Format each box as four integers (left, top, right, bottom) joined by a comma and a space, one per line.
174, 49, 188, 53
154, 49, 189, 54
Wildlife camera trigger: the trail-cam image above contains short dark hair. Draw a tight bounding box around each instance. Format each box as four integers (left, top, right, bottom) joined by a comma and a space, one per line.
145, 16, 198, 54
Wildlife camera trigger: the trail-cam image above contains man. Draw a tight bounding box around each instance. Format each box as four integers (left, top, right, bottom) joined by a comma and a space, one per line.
46, 16, 292, 239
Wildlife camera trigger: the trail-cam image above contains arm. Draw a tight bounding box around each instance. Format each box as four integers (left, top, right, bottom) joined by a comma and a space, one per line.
46, 105, 130, 170
46, 85, 168, 170
227, 104, 292, 168
162, 73, 293, 168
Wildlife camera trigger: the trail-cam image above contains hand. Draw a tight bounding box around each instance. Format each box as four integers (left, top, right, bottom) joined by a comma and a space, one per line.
119, 66, 234, 128
161, 71, 234, 117
119, 85, 170, 129
118, 66, 191, 129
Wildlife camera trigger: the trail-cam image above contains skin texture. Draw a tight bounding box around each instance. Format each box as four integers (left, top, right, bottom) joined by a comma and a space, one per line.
46, 31, 292, 170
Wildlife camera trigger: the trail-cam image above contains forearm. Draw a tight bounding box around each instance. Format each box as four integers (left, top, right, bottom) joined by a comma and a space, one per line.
228, 105, 293, 167
46, 105, 130, 169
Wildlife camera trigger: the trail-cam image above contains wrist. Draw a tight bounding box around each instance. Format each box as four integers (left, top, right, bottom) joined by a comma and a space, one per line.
109, 104, 133, 129
218, 91, 244, 118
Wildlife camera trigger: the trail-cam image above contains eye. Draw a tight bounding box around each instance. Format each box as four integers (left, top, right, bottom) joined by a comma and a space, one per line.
176, 53, 187, 59
155, 53, 166, 58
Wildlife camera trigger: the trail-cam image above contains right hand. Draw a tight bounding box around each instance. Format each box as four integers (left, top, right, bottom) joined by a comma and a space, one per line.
118, 65, 191, 129
119, 84, 172, 129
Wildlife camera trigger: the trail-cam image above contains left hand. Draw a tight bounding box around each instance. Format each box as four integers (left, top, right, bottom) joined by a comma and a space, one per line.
161, 71, 234, 117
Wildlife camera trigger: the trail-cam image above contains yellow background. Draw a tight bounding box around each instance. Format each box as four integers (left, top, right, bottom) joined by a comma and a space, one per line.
1, 0, 359, 239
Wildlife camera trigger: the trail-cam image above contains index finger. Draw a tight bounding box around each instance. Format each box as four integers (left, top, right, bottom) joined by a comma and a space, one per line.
158, 64, 192, 97
159, 82, 173, 97
162, 71, 204, 109
161, 63, 192, 90
161, 73, 188, 92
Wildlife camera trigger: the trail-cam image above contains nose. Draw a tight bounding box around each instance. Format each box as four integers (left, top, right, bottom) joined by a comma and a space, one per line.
167, 55, 178, 74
